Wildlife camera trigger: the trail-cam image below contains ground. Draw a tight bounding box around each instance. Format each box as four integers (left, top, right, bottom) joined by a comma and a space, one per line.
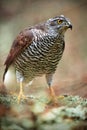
0, 80, 87, 130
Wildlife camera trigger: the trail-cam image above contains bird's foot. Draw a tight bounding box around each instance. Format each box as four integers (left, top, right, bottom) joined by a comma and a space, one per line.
47, 95, 65, 107
48, 96, 58, 106
18, 92, 26, 103
57, 95, 64, 99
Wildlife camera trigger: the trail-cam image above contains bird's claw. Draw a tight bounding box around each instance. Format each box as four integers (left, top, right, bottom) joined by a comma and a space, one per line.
57, 95, 65, 99
18, 92, 26, 103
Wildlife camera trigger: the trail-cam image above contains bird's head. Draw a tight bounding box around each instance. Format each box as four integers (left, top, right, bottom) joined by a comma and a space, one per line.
46, 15, 72, 35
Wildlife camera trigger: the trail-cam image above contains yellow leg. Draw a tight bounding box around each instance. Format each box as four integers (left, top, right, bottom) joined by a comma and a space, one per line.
18, 81, 26, 103
49, 87, 58, 103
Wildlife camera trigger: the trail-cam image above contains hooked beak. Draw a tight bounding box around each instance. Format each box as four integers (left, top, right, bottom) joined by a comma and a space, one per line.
66, 18, 73, 30
68, 24, 72, 30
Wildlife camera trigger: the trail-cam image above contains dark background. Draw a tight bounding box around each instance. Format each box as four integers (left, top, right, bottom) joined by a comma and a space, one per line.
0, 0, 87, 97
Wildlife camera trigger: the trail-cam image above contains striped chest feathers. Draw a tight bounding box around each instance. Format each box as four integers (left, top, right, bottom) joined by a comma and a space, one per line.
14, 30, 65, 75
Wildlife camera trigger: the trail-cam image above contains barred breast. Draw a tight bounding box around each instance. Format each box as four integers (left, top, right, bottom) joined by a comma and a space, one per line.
14, 29, 65, 82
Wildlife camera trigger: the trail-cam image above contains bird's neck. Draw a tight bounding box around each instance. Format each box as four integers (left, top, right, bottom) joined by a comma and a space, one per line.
47, 27, 64, 40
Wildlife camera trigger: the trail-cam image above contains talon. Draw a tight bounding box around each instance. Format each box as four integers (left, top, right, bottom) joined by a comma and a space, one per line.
57, 95, 64, 99
18, 92, 26, 103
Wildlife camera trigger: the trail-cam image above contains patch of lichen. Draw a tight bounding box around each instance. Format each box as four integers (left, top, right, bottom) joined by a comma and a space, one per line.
0, 93, 87, 130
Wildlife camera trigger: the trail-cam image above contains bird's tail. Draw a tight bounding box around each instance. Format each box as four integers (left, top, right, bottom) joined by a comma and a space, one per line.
3, 66, 8, 82
3, 65, 17, 91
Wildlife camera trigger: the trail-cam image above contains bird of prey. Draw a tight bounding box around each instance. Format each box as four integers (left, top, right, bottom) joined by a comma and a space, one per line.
3, 15, 72, 103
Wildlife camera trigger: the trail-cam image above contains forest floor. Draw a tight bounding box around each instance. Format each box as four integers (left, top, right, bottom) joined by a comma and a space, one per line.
0, 79, 87, 130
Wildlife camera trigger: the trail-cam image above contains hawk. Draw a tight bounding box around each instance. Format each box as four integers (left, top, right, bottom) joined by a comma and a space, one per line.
3, 15, 72, 103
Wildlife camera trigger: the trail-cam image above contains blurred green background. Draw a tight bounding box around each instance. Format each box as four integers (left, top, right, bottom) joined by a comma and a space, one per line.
0, 0, 87, 93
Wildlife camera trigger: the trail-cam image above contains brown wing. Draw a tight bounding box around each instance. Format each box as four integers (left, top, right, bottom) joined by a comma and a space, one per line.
3, 29, 34, 81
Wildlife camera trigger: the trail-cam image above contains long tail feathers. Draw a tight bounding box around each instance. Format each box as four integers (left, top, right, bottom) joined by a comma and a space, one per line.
3, 66, 8, 82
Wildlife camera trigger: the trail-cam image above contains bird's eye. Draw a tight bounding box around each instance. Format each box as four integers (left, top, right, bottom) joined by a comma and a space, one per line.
57, 19, 63, 24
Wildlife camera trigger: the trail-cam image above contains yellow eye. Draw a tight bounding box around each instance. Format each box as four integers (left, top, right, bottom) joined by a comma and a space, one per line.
57, 19, 63, 24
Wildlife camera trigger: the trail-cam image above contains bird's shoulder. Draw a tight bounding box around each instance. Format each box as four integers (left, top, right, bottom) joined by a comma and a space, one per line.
4, 28, 34, 67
